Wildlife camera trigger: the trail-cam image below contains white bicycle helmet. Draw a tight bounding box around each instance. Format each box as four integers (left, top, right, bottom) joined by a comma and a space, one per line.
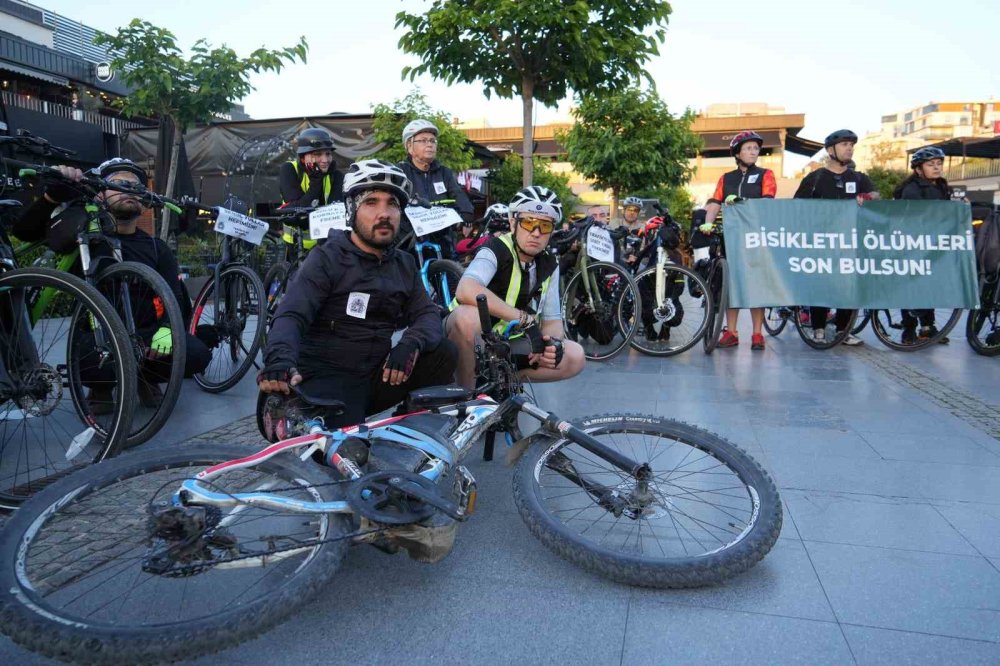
509, 186, 562, 223
484, 203, 511, 231
622, 196, 643, 209
93, 157, 147, 183
402, 118, 439, 145
343, 160, 413, 223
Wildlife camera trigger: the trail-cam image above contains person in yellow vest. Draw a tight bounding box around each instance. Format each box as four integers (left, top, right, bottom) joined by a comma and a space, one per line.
277, 128, 344, 249
446, 186, 585, 388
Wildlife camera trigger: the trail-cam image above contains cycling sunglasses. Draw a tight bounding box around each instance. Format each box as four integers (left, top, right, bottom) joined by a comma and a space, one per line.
517, 215, 555, 235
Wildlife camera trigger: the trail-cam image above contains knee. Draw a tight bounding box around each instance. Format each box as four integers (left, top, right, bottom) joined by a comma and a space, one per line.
559, 340, 586, 379
447, 306, 483, 343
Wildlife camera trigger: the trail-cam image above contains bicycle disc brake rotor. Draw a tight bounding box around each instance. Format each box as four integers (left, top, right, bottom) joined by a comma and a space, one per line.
348, 471, 438, 525
15, 364, 62, 416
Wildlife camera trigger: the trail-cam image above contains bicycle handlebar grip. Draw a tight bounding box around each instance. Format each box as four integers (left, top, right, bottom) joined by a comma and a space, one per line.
476, 294, 491, 335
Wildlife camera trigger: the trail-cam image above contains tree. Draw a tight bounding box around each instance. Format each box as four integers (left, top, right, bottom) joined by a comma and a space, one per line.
370, 90, 474, 171
632, 184, 695, 223
560, 87, 701, 217
488, 154, 578, 212
96, 20, 307, 239
396, 0, 672, 185
867, 166, 910, 200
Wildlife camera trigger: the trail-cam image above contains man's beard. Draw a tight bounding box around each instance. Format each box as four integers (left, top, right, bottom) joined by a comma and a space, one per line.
107, 195, 141, 222
357, 221, 397, 249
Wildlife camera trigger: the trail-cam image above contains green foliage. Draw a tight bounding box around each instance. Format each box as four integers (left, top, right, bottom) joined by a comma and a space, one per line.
561, 87, 702, 209
488, 155, 578, 211
370, 90, 473, 171
866, 166, 910, 200
632, 184, 695, 222
95, 20, 308, 131
396, 1, 673, 183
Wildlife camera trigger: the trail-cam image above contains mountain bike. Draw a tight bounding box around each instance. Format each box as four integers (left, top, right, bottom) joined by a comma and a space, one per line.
864, 308, 961, 351
186, 202, 267, 393
762, 306, 795, 336
0, 201, 137, 509
555, 219, 641, 361
0, 294, 782, 664
260, 207, 313, 342
8, 155, 187, 447
694, 224, 729, 354
395, 205, 465, 312
630, 231, 711, 357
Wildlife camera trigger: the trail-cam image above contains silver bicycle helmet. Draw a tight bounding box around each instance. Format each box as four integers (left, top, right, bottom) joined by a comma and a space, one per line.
622, 196, 643, 209
402, 119, 439, 145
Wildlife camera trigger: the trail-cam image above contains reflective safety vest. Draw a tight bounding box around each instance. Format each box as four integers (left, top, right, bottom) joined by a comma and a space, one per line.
450, 232, 553, 336
281, 160, 333, 250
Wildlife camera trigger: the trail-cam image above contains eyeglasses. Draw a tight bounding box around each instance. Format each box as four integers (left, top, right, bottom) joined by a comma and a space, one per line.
517, 215, 555, 235
411, 138, 438, 145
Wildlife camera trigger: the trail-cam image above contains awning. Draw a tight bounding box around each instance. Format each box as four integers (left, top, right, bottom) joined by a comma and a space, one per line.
0, 61, 69, 86
785, 133, 824, 156
701, 129, 783, 151
917, 136, 1000, 159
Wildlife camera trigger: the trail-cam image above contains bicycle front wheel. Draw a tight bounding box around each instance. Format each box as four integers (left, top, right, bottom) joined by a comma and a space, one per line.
191, 264, 266, 393
703, 259, 728, 354
0, 443, 352, 665
967, 277, 1000, 356
426, 259, 464, 310
793, 308, 857, 350
95, 261, 185, 448
630, 264, 710, 357
762, 307, 789, 337
513, 413, 782, 588
562, 261, 640, 361
261, 260, 291, 344
0, 267, 136, 509
851, 309, 872, 335
870, 308, 962, 351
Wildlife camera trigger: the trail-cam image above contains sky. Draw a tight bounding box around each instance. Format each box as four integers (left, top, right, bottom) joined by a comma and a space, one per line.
35, 0, 1000, 169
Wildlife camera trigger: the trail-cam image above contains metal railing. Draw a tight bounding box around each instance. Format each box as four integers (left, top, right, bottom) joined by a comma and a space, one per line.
944, 159, 1000, 181
1, 90, 149, 135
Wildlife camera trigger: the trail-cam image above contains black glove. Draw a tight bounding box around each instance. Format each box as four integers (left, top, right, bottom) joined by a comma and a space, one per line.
44, 180, 82, 204
521, 320, 546, 354
384, 340, 419, 376
549, 337, 565, 367
257, 362, 298, 385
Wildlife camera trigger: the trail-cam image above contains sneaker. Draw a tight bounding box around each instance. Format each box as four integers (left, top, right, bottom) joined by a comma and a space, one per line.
87, 387, 115, 416
718, 330, 739, 348
751, 333, 765, 351
901, 327, 917, 345
138, 381, 164, 408
841, 333, 864, 346
813, 328, 826, 341
919, 325, 949, 344
799, 310, 811, 325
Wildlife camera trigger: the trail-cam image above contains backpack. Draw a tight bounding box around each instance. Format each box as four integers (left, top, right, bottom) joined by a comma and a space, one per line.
973, 206, 1000, 275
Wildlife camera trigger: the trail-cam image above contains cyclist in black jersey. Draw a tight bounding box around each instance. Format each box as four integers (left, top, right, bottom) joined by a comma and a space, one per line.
278, 128, 343, 208
794, 129, 879, 346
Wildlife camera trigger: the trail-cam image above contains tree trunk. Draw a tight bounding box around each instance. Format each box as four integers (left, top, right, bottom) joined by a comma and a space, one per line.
610, 186, 619, 222
159, 123, 182, 241
521, 77, 534, 186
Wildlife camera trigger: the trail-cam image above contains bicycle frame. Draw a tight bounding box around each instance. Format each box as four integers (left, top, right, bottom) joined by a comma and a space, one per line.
414, 239, 457, 304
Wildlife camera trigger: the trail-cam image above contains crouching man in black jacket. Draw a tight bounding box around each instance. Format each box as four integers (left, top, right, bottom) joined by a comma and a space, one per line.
258, 160, 457, 428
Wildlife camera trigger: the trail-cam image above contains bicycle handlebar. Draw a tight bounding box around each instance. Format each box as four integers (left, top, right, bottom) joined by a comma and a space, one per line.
476, 294, 492, 338
3, 158, 184, 214
0, 132, 76, 159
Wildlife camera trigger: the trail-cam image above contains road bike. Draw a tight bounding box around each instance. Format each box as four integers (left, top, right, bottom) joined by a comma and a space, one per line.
0, 295, 782, 665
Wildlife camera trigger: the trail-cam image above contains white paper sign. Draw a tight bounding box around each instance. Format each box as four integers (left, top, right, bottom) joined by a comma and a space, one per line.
404, 206, 463, 237
309, 203, 348, 240
214, 208, 268, 246
586, 225, 615, 263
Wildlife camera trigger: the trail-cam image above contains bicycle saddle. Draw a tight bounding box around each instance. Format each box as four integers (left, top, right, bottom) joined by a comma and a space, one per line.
290, 385, 346, 411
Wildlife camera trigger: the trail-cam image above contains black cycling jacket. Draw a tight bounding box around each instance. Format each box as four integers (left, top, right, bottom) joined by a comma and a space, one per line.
893, 175, 952, 200
264, 230, 444, 378
397, 158, 473, 221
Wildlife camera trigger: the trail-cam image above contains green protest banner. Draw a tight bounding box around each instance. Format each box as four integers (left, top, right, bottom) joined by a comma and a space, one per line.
723, 199, 978, 309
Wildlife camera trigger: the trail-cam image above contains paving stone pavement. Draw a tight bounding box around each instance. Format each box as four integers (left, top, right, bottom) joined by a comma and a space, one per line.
2, 319, 1000, 666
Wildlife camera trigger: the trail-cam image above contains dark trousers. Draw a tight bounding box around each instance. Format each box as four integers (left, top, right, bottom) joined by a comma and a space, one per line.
810, 308, 854, 332
299, 339, 458, 428
79, 332, 212, 387
901, 309, 935, 329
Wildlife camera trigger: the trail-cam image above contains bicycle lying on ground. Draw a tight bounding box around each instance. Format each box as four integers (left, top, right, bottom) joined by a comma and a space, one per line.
0, 295, 782, 665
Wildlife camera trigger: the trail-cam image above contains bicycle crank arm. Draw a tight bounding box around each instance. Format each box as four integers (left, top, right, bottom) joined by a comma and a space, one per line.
386, 476, 469, 521
512, 395, 651, 480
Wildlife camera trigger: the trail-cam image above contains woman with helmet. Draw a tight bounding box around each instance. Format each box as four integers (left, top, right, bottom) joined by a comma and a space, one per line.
259, 159, 457, 429
701, 130, 777, 351
396, 118, 474, 259
446, 185, 585, 389
794, 129, 878, 347
278, 127, 344, 208
892, 145, 954, 343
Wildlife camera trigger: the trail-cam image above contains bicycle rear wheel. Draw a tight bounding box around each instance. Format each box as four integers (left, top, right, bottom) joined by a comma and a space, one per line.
870, 308, 961, 351
762, 307, 789, 337
562, 261, 640, 361
793, 308, 857, 350
95, 261, 185, 448
191, 264, 266, 393
967, 276, 1000, 356
851, 309, 872, 335
0, 443, 352, 665
513, 413, 782, 588
703, 260, 728, 354
0, 267, 135, 509
261, 260, 291, 344
630, 264, 710, 357
426, 259, 464, 310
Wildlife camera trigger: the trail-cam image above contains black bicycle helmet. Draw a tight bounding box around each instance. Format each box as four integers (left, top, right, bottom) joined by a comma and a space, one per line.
910, 146, 946, 169
824, 129, 858, 147
295, 128, 335, 155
